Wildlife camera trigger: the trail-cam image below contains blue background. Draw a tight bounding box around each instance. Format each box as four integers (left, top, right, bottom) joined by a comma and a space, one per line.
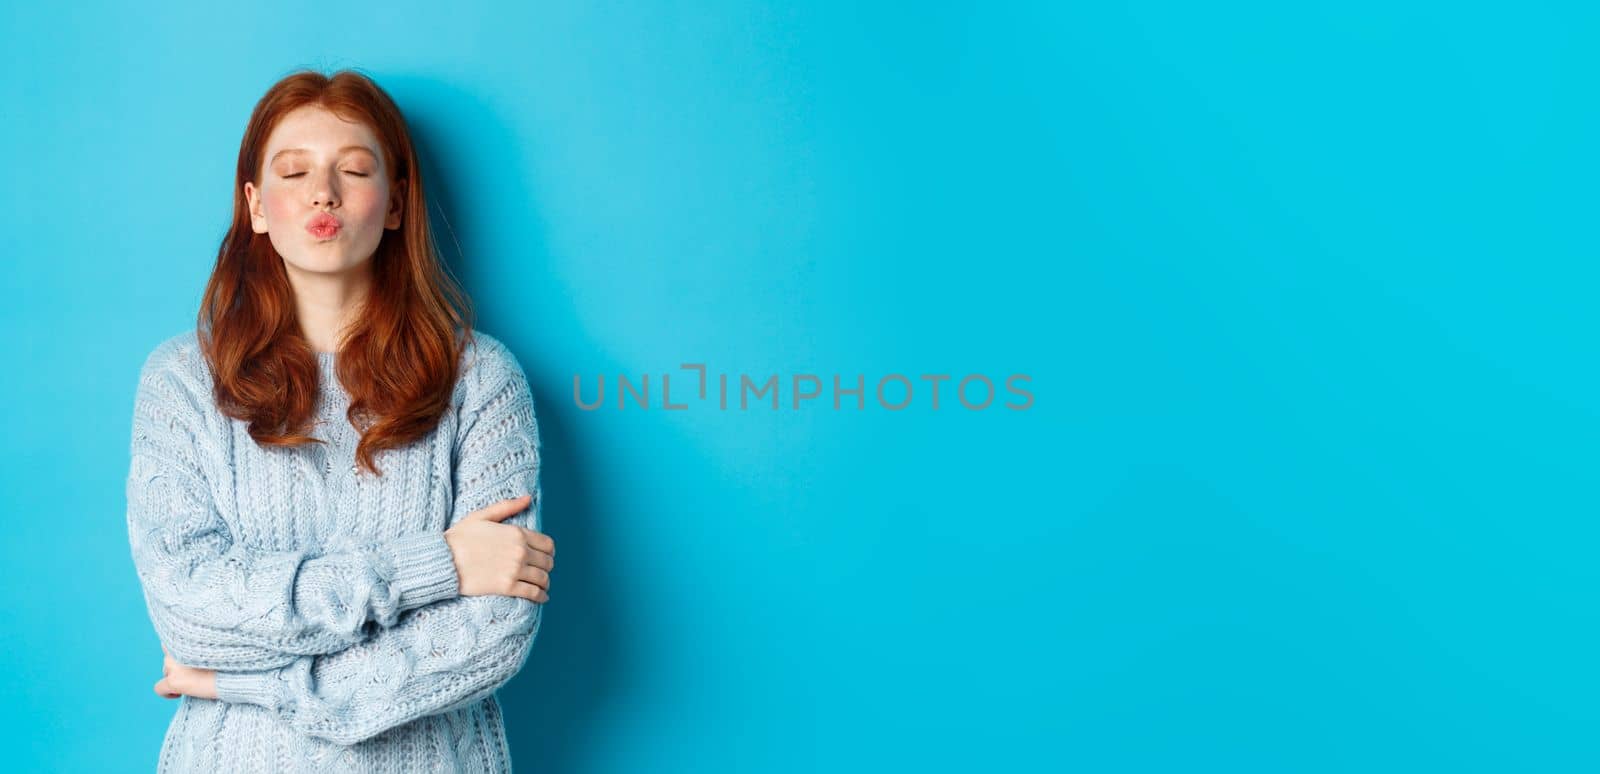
3, 2, 1597, 771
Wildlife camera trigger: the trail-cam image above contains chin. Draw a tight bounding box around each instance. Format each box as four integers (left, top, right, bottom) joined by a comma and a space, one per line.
282, 254, 370, 276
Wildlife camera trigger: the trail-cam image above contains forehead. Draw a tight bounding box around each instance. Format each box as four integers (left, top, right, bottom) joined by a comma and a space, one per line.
263, 105, 381, 162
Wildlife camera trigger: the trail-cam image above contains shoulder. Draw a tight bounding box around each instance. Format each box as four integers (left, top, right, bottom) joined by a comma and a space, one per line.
135, 329, 214, 405
459, 329, 519, 372
451, 329, 540, 445
453, 329, 534, 408
131, 329, 223, 446
140, 329, 204, 377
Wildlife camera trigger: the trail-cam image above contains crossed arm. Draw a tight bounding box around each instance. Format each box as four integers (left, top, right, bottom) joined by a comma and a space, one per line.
128, 337, 546, 744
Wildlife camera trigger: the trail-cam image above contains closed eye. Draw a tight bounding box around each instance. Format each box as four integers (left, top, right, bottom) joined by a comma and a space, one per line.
280, 172, 369, 178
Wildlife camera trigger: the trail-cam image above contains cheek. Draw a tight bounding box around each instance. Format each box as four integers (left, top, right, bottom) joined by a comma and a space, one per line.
263, 188, 297, 217
346, 187, 390, 219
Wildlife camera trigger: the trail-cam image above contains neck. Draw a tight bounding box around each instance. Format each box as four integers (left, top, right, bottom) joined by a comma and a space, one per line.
286, 263, 373, 354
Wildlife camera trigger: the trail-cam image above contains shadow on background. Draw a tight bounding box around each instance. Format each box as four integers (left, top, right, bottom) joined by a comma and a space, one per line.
400, 73, 617, 773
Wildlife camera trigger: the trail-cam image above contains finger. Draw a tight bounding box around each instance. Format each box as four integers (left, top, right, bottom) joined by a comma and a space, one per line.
523, 549, 553, 572
473, 495, 533, 522
513, 579, 549, 603
517, 563, 551, 590
519, 532, 554, 570
519, 526, 555, 557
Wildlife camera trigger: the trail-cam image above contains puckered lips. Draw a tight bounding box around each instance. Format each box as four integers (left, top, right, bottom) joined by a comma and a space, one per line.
306, 212, 342, 240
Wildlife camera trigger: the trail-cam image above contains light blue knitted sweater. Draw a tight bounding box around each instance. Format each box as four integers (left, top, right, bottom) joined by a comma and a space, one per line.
126, 328, 543, 772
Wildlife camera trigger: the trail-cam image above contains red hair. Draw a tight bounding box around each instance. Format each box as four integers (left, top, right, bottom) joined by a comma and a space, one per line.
197, 68, 476, 477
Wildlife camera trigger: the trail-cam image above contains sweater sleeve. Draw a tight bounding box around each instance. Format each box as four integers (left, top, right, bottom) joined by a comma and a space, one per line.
126, 348, 464, 672
213, 339, 545, 746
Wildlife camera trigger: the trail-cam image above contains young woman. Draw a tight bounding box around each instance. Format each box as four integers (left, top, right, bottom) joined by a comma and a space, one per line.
126, 68, 555, 772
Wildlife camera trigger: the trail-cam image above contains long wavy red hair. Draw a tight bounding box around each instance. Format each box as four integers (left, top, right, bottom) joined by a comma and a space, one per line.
197, 68, 476, 477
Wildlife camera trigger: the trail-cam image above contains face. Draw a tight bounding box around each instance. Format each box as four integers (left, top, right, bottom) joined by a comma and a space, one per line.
244, 104, 405, 278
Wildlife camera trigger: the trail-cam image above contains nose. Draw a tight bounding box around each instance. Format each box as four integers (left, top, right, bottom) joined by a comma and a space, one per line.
310, 171, 339, 208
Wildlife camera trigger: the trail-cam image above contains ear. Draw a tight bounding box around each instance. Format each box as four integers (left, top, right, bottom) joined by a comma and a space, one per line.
386, 178, 407, 230
244, 181, 268, 234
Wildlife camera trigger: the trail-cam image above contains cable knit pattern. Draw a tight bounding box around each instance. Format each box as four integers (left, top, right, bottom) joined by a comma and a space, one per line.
126, 328, 544, 772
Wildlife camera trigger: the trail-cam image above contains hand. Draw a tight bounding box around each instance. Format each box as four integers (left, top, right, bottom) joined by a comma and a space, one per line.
443, 494, 556, 603
155, 646, 217, 700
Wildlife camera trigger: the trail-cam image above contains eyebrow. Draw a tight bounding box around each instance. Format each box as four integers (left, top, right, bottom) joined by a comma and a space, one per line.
269, 145, 379, 164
